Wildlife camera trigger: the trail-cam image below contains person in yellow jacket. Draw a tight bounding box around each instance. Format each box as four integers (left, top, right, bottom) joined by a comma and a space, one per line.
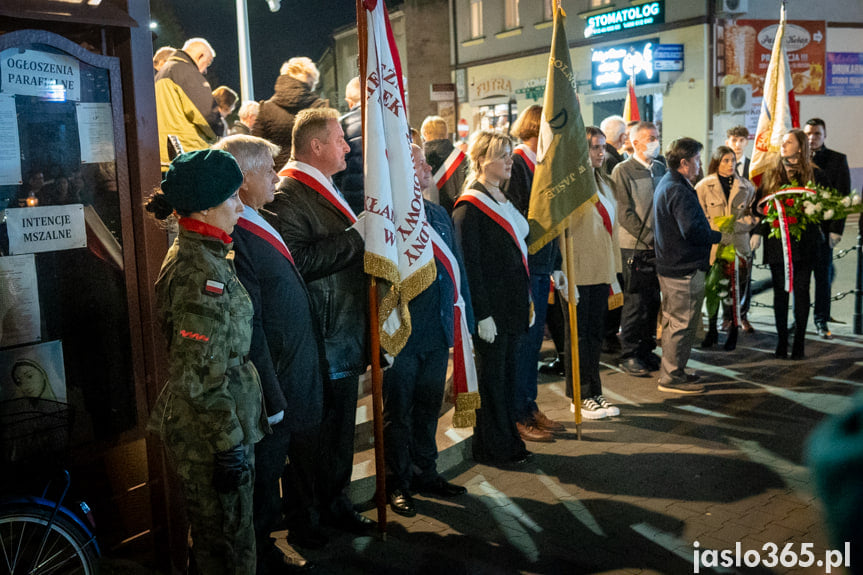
155, 38, 223, 169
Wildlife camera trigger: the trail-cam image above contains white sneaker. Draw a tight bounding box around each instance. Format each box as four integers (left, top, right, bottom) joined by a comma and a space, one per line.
580, 398, 609, 419
593, 395, 620, 416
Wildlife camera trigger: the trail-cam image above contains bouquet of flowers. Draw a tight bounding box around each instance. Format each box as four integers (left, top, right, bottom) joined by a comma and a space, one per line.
704, 215, 737, 317
759, 182, 863, 242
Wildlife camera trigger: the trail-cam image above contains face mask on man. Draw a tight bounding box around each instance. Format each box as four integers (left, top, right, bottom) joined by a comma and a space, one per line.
643, 140, 660, 159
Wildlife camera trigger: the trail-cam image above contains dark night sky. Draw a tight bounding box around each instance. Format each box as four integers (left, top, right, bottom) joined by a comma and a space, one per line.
162, 0, 359, 100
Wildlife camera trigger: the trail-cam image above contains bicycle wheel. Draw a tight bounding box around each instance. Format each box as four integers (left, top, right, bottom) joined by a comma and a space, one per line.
0, 504, 99, 574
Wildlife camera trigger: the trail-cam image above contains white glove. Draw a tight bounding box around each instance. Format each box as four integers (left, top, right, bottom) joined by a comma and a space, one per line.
477, 316, 497, 344
829, 232, 842, 249
749, 234, 762, 252
266, 410, 284, 425
349, 212, 366, 242
551, 270, 567, 294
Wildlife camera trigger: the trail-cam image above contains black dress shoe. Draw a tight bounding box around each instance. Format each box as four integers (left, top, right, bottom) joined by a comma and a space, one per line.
326, 510, 376, 534
511, 450, 534, 465
286, 527, 328, 550
619, 357, 650, 377
642, 352, 661, 371
414, 477, 467, 498
388, 489, 416, 517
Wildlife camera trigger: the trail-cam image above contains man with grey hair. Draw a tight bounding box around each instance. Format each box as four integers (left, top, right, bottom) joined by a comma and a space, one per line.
152, 45, 174, 74
154, 37, 222, 167
230, 101, 260, 135
218, 134, 326, 570
600, 115, 627, 176
264, 108, 373, 535
333, 77, 364, 214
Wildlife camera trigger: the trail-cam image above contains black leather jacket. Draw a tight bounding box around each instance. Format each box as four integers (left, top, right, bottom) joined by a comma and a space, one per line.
264, 177, 368, 379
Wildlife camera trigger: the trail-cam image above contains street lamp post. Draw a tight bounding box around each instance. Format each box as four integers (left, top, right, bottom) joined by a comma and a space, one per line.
236, 0, 280, 101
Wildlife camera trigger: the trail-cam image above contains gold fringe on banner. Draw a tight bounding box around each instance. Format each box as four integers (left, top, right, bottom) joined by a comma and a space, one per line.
452, 410, 476, 429
375, 257, 438, 356
608, 292, 624, 310
456, 391, 481, 411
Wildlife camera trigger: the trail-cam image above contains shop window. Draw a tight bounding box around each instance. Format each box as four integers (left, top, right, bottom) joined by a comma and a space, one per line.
543, 0, 554, 21
504, 0, 520, 29
0, 30, 138, 448
590, 0, 612, 7
470, 0, 484, 38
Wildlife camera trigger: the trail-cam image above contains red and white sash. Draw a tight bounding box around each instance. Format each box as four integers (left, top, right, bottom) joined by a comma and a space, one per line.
455, 189, 529, 276
757, 187, 816, 293
279, 160, 357, 224
593, 179, 623, 304
237, 205, 294, 264
429, 227, 479, 419
433, 147, 466, 191
513, 144, 536, 174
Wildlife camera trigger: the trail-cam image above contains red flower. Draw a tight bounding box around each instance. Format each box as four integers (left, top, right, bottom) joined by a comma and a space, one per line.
788, 216, 798, 224
772, 219, 780, 228
785, 198, 795, 207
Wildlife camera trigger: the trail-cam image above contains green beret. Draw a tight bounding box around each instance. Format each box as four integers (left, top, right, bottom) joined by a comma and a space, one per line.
161, 149, 243, 214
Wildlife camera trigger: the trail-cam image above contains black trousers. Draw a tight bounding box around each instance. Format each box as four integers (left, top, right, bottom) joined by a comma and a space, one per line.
620, 248, 661, 359
382, 346, 449, 492
472, 333, 527, 464
316, 374, 360, 518
813, 239, 833, 326
769, 260, 813, 355
254, 420, 319, 546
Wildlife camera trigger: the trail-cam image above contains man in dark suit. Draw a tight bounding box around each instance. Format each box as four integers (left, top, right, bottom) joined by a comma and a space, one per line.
264, 108, 373, 534
726, 125, 751, 180
217, 135, 325, 573
805, 118, 851, 339
383, 145, 472, 518
725, 125, 754, 332
333, 77, 364, 215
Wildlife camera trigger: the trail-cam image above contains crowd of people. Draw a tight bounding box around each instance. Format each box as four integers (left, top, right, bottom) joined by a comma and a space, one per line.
147, 38, 852, 575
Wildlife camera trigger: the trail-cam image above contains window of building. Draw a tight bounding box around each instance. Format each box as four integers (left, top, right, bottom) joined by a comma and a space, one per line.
590, 0, 612, 8
504, 0, 519, 29
543, 0, 554, 21
470, 0, 483, 38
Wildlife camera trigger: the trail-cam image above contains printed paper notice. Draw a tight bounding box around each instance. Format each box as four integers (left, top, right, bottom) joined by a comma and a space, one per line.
76, 103, 115, 163
5, 204, 87, 255
0, 254, 41, 347
0, 95, 22, 185
0, 48, 81, 102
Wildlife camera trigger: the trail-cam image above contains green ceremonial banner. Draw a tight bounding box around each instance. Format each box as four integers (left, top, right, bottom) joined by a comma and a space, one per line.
527, 7, 597, 254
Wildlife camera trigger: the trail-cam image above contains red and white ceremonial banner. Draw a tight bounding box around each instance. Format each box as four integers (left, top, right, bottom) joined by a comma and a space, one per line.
362, 0, 436, 355
750, 3, 796, 182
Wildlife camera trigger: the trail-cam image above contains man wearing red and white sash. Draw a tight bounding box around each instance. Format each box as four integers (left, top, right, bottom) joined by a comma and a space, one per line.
382, 145, 474, 518
422, 115, 468, 215
264, 108, 374, 534
217, 135, 328, 568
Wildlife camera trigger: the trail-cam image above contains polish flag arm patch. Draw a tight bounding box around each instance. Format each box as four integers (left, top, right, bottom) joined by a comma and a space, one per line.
204, 279, 225, 296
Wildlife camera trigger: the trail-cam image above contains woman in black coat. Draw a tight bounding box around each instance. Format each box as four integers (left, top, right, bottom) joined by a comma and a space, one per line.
452, 130, 531, 466
751, 128, 828, 359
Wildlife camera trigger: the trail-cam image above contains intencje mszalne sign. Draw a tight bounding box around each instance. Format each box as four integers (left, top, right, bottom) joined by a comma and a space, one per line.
6, 205, 87, 255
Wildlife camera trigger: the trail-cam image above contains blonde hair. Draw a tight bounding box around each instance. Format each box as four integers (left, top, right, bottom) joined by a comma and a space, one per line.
291, 108, 341, 157
421, 116, 448, 142
511, 105, 542, 141
280, 57, 320, 90
468, 130, 512, 180
237, 100, 260, 123
213, 135, 280, 175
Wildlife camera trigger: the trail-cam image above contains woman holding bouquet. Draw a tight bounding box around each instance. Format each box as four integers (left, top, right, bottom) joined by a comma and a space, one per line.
696, 146, 758, 350
751, 129, 827, 359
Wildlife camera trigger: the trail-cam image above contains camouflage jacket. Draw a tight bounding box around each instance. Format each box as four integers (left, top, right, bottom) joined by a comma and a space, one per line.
148, 221, 267, 453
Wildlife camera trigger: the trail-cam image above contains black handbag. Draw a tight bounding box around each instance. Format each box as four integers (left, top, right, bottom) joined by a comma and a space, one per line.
624, 199, 657, 293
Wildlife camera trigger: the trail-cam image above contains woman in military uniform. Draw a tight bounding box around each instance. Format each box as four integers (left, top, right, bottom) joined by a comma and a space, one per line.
146, 149, 268, 574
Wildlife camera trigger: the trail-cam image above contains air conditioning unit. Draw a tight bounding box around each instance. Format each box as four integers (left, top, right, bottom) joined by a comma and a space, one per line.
718, 0, 748, 14
719, 84, 752, 113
